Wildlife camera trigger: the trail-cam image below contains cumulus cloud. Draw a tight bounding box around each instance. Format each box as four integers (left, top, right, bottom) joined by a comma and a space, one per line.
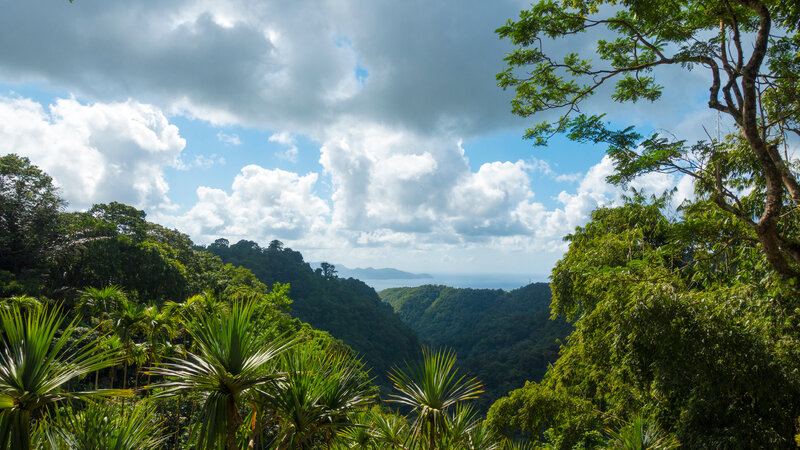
0, 0, 716, 273
316, 125, 682, 251
158, 165, 330, 243
0, 96, 185, 211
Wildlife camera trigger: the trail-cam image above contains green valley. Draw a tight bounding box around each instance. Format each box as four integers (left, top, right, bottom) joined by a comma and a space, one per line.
380, 284, 571, 411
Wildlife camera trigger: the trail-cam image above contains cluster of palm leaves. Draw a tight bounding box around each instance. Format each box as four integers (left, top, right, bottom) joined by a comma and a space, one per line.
0, 302, 128, 449
2, 287, 568, 449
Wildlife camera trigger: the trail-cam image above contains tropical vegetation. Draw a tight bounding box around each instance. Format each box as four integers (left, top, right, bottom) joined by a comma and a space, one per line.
3, 0, 800, 447
486, 0, 800, 447
380, 284, 571, 411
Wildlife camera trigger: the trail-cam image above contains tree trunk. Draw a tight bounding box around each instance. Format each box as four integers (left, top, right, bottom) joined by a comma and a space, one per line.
226, 397, 242, 450
732, 0, 800, 281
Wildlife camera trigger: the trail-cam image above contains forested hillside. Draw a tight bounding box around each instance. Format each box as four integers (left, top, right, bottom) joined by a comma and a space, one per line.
202, 238, 421, 388
1, 153, 517, 449
380, 283, 571, 410
4, 0, 800, 447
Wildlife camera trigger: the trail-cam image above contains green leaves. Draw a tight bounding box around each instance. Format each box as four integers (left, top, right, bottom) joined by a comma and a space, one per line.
0, 154, 65, 277
34, 401, 168, 450
389, 348, 483, 448
268, 346, 375, 448
148, 297, 295, 449
0, 303, 127, 449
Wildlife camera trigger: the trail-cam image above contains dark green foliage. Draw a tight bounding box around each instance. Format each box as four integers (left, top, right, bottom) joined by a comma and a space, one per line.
203, 239, 421, 391
487, 197, 800, 449
40, 203, 269, 305
380, 283, 571, 411
0, 154, 65, 283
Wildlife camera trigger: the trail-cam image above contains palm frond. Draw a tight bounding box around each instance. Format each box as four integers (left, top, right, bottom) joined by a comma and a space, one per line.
0, 303, 126, 449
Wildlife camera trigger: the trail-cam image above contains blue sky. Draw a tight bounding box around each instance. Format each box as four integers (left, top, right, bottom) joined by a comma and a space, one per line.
0, 1, 718, 275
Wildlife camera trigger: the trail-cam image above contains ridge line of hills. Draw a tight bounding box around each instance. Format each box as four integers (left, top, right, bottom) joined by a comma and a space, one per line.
203, 238, 570, 409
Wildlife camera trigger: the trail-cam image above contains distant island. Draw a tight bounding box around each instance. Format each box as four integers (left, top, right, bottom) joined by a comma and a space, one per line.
313, 263, 433, 280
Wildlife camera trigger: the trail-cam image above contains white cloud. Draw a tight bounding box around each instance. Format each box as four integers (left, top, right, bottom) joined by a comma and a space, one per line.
193, 154, 226, 169
216, 131, 241, 146
554, 172, 583, 183
316, 124, 644, 250
0, 95, 185, 211
159, 164, 330, 243
0, 0, 725, 275
269, 131, 299, 163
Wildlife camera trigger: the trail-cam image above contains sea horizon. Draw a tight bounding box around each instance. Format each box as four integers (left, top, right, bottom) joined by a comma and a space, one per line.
359, 272, 550, 292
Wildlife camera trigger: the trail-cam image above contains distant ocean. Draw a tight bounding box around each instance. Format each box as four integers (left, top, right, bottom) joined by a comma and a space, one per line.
362, 273, 549, 292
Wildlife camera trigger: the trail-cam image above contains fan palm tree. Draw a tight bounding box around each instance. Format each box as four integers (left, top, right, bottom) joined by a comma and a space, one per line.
178, 291, 229, 318
33, 400, 167, 450
76, 286, 126, 323
77, 285, 128, 389
0, 304, 128, 450
148, 297, 295, 450
605, 414, 679, 450
388, 348, 483, 449
140, 304, 178, 387
109, 297, 148, 390
267, 347, 375, 449
0, 295, 42, 312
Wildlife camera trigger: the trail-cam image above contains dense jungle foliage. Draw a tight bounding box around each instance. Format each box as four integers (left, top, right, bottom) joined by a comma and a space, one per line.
3, 0, 800, 447
380, 284, 571, 412
201, 238, 421, 391
0, 154, 559, 449
487, 0, 800, 447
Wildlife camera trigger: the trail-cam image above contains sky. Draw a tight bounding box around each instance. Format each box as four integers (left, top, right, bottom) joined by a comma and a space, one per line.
0, 0, 726, 276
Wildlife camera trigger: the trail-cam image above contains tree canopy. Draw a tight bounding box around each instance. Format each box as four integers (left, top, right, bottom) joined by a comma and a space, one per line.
0, 154, 64, 278
489, 1, 800, 447
497, 0, 800, 281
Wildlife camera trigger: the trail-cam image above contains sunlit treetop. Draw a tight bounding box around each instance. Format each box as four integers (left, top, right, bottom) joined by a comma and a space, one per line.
498, 0, 800, 282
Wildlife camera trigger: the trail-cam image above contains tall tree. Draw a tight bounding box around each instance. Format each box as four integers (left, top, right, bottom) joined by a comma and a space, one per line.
148, 297, 295, 450
0, 154, 64, 276
497, 0, 800, 280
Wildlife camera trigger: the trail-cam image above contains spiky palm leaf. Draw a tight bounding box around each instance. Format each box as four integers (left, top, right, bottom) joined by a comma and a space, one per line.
148, 298, 294, 450
268, 347, 375, 449
442, 404, 479, 448
33, 401, 167, 450
388, 348, 483, 449
0, 304, 128, 450
367, 409, 412, 449
0, 295, 42, 312
463, 420, 502, 450
606, 414, 680, 450
76, 286, 126, 322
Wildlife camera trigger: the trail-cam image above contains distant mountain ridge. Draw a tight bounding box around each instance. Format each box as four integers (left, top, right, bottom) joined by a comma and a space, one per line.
312, 263, 432, 280
379, 283, 571, 411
